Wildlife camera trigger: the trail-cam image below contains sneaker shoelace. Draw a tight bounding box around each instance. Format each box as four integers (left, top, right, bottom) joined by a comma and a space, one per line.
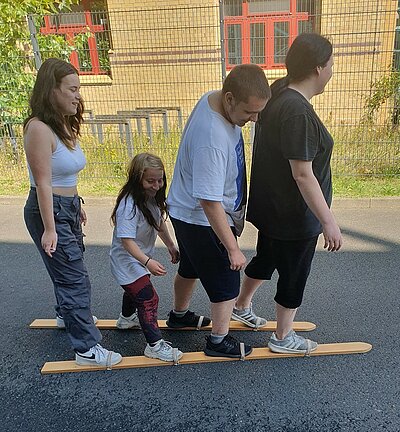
92, 344, 108, 361
284, 331, 307, 349
221, 335, 238, 349
155, 341, 180, 364
156, 340, 173, 353
235, 303, 265, 326
290, 331, 306, 348
288, 331, 314, 356
184, 311, 195, 321
220, 336, 246, 359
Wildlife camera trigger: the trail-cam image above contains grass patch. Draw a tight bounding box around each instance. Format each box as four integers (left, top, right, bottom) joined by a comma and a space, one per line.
331, 124, 400, 176
333, 176, 400, 197
1, 124, 399, 198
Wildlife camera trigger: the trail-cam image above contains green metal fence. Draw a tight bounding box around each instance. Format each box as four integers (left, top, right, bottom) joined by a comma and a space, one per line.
1, 0, 399, 194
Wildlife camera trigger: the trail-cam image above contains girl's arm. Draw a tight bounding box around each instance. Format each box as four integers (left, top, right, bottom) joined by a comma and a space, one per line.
157, 219, 180, 263
289, 159, 342, 251
24, 121, 57, 257
121, 238, 167, 276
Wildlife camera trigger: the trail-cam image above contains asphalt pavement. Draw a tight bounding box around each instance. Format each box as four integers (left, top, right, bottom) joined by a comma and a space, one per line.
0, 196, 399, 432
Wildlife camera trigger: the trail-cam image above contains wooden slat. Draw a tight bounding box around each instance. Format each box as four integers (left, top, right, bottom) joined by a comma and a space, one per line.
29, 319, 316, 332
41, 342, 372, 374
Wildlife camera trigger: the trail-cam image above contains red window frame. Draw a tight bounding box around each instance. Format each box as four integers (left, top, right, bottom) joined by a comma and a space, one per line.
224, 0, 309, 70
40, 0, 107, 75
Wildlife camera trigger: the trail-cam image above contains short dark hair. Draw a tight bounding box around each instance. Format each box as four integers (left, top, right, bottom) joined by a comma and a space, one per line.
222, 64, 271, 103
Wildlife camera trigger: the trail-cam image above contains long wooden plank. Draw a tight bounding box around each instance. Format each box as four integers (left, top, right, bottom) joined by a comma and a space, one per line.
30, 319, 316, 332
41, 342, 372, 374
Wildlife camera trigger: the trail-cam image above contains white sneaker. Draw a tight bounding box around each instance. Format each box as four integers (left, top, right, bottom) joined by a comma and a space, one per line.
144, 339, 183, 362
116, 312, 141, 329
232, 302, 267, 329
268, 330, 318, 354
56, 314, 98, 329
75, 344, 122, 366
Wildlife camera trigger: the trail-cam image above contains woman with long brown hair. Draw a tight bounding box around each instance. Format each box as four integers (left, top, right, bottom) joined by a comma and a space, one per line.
24, 58, 122, 367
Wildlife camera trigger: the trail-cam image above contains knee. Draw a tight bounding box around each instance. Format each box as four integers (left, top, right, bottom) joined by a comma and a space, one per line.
274, 293, 302, 309
138, 283, 159, 308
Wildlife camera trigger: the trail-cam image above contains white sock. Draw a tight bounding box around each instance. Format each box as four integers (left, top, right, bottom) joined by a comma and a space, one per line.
210, 333, 227, 344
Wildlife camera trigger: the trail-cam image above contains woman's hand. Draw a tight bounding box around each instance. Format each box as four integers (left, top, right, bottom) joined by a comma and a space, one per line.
80, 207, 87, 226
146, 259, 167, 276
168, 245, 180, 264
322, 221, 343, 251
42, 229, 58, 257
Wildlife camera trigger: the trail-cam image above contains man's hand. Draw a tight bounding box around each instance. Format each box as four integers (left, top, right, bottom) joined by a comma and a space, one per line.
227, 247, 247, 271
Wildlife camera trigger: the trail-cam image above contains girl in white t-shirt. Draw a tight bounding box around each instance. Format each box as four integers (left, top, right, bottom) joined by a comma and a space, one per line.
110, 153, 182, 362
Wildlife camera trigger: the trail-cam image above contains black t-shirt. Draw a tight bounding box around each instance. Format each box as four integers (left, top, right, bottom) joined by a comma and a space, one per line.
246, 88, 333, 240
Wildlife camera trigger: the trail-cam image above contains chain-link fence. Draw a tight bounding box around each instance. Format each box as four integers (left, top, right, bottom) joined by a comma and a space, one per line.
1, 0, 399, 193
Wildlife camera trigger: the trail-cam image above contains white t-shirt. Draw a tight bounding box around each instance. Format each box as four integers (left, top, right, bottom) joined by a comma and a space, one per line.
110, 195, 161, 285
167, 91, 246, 227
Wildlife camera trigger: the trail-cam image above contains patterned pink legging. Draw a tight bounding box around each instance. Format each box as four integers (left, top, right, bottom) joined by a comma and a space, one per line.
121, 274, 162, 344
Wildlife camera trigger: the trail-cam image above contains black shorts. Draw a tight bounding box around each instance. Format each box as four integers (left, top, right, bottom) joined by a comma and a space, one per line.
170, 217, 240, 303
245, 232, 318, 309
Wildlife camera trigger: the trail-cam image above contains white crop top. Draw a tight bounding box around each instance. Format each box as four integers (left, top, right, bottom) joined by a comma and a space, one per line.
27, 134, 86, 188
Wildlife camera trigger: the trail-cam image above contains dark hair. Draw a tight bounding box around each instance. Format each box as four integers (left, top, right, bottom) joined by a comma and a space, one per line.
271, 33, 333, 97
111, 153, 167, 231
222, 64, 271, 103
24, 58, 84, 150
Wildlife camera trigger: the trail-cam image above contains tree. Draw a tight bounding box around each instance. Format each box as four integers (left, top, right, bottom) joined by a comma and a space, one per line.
0, 0, 78, 124
363, 70, 400, 126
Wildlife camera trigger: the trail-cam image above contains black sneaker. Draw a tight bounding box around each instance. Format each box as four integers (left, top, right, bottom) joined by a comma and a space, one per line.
204, 335, 253, 358
166, 310, 211, 329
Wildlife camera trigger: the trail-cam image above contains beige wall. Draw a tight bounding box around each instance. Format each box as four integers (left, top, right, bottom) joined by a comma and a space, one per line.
81, 0, 221, 123
81, 0, 398, 128
314, 0, 397, 125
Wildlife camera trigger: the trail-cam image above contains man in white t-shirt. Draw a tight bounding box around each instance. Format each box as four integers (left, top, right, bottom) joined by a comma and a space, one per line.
166, 64, 270, 358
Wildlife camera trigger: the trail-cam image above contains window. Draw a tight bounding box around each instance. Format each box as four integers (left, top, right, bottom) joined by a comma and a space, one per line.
224, 0, 320, 69
40, 0, 112, 75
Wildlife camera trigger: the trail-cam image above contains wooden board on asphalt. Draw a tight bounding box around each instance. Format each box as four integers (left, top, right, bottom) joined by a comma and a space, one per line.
41, 342, 372, 375
30, 319, 317, 332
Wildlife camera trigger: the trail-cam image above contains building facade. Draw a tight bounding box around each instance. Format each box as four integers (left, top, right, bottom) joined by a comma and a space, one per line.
40, 0, 398, 126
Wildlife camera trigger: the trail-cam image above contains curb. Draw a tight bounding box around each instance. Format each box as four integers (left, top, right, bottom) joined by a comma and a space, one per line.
331, 197, 400, 209
1, 196, 400, 208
